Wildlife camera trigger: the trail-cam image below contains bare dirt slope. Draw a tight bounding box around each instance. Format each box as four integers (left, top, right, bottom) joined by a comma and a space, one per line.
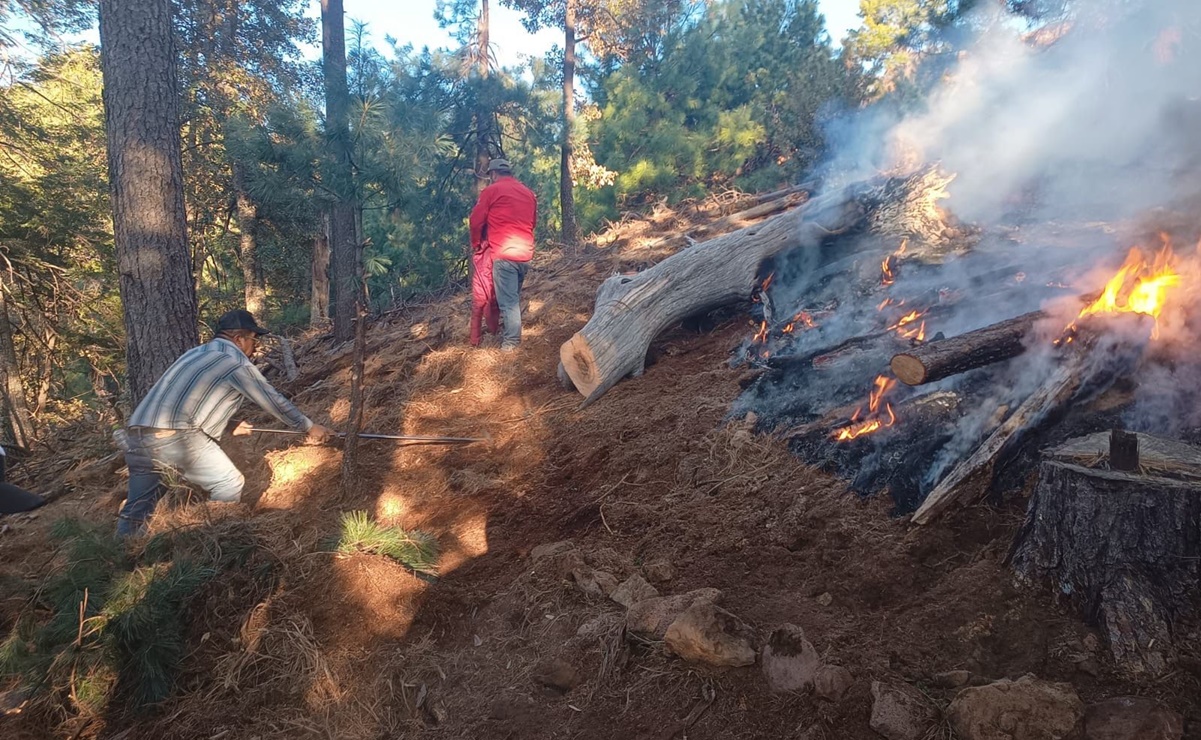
2, 194, 1200, 739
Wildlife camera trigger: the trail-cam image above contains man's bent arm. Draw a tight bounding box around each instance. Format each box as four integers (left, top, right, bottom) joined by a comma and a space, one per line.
230, 364, 313, 431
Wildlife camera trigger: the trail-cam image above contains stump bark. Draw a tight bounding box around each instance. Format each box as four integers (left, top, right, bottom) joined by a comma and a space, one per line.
1010, 431, 1201, 676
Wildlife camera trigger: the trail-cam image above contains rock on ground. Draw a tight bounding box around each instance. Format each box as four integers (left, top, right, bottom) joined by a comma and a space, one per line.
932, 670, 972, 689
663, 602, 756, 667
642, 558, 675, 583
572, 567, 619, 599
626, 588, 722, 639
761, 624, 821, 693
869, 681, 937, 740
610, 574, 659, 608
1083, 696, 1183, 740
814, 665, 854, 702
948, 675, 1084, 740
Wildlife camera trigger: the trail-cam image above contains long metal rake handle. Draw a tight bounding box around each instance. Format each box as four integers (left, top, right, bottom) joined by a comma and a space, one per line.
247, 428, 487, 444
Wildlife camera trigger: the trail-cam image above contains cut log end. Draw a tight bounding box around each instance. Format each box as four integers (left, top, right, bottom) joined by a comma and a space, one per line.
890, 354, 927, 386
560, 333, 601, 397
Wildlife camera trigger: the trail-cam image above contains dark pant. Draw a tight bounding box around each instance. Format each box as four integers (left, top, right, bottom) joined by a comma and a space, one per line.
492, 258, 528, 345
117, 428, 244, 536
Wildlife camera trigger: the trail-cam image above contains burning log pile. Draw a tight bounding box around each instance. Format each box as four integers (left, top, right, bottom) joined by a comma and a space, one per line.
557, 167, 973, 406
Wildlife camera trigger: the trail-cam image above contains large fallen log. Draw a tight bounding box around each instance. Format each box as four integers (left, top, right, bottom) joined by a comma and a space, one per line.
1010, 430, 1201, 677
560, 187, 869, 406
890, 310, 1044, 386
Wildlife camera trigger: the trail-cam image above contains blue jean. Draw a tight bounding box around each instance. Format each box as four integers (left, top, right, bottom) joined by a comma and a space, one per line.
117, 428, 244, 536
493, 258, 528, 345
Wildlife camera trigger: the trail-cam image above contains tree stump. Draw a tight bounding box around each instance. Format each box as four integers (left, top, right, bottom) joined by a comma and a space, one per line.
1010, 431, 1201, 676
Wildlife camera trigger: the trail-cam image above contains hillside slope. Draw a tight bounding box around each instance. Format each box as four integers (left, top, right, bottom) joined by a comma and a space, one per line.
2, 194, 1199, 739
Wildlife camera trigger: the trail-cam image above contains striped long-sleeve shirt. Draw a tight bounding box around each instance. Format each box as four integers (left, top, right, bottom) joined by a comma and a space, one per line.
128, 338, 312, 438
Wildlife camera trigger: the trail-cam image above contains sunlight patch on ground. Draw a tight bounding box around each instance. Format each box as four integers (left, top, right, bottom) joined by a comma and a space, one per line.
375, 491, 408, 521
329, 397, 350, 424
438, 510, 490, 574
258, 446, 340, 510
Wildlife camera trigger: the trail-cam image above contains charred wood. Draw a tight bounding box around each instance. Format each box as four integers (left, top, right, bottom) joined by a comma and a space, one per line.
891, 311, 1043, 386
911, 315, 1152, 525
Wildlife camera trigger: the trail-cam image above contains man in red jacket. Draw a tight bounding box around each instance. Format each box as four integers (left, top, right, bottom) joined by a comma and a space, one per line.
469, 158, 537, 351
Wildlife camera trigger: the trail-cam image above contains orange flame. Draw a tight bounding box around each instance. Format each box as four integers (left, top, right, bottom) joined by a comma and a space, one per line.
752, 272, 775, 303
890, 310, 922, 327
834, 375, 898, 441
752, 320, 769, 345
881, 256, 896, 286
1068, 246, 1180, 339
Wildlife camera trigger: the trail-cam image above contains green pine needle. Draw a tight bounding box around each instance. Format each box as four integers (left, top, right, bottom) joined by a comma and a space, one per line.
332, 510, 439, 575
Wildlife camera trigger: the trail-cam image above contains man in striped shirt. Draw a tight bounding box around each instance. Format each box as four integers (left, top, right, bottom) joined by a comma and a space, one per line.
117, 310, 333, 535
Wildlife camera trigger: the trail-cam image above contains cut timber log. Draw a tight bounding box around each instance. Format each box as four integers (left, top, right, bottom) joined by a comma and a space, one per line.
1010, 431, 1201, 677
891, 311, 1043, 386
561, 187, 868, 406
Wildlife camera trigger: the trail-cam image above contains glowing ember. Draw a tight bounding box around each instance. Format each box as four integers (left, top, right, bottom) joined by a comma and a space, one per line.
834, 375, 898, 442
1066, 246, 1181, 340
782, 311, 817, 334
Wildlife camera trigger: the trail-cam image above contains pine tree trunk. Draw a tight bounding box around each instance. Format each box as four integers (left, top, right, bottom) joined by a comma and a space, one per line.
474, 0, 493, 197
322, 0, 360, 342
99, 0, 199, 406
311, 213, 331, 325
560, 0, 579, 247
0, 281, 32, 449
233, 166, 265, 315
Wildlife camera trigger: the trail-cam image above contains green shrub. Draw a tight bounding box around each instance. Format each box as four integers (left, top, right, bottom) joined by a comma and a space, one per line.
0, 519, 248, 716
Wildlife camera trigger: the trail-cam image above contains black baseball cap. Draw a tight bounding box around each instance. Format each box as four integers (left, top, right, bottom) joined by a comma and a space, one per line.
216, 309, 270, 336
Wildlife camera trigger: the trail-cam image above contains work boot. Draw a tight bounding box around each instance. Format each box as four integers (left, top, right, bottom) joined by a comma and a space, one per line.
501, 341, 518, 352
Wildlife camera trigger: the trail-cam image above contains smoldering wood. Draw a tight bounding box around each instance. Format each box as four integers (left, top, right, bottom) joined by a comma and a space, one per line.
789, 390, 965, 514
911, 315, 1152, 525
910, 354, 1089, 525
891, 311, 1044, 386
1010, 431, 1201, 677
560, 187, 869, 407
